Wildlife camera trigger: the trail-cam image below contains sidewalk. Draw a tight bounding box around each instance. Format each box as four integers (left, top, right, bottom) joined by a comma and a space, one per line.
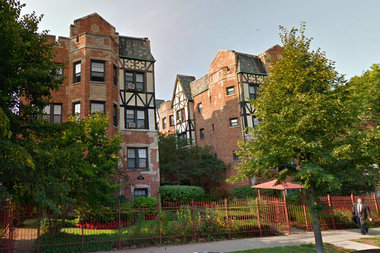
96, 227, 380, 253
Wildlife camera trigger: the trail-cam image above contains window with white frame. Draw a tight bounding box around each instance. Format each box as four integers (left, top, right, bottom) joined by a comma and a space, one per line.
125, 71, 144, 91
133, 188, 148, 198
229, 118, 238, 127
73, 102, 80, 117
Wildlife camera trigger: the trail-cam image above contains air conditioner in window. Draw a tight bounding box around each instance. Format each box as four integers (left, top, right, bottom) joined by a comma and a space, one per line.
128, 122, 136, 129
127, 83, 135, 90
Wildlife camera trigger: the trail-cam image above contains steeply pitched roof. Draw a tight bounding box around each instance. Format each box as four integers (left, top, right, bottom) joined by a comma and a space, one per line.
119, 36, 155, 61
177, 75, 196, 100
236, 52, 267, 75
190, 74, 209, 98
155, 99, 165, 108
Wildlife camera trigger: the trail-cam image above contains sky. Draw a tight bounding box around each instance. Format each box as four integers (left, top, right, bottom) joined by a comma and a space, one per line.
23, 0, 380, 100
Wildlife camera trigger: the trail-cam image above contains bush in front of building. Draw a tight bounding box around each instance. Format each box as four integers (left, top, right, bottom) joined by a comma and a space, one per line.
159, 185, 205, 202
231, 185, 258, 199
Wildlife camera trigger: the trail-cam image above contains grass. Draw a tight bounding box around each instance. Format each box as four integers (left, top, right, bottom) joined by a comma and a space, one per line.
229, 243, 351, 253
356, 236, 380, 247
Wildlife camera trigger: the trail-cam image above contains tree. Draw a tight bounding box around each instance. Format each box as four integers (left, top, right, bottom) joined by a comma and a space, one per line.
230, 24, 379, 253
0, 0, 62, 200
0, 1, 122, 230
158, 134, 226, 188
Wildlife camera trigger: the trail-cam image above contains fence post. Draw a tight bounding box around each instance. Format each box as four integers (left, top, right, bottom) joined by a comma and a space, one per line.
191, 200, 196, 241
157, 194, 162, 244
81, 206, 84, 249
224, 199, 231, 239
351, 193, 355, 204
7, 208, 13, 253
282, 190, 291, 235
372, 193, 379, 217
255, 197, 262, 236
327, 194, 336, 229
302, 190, 309, 231
118, 201, 121, 249
36, 211, 41, 253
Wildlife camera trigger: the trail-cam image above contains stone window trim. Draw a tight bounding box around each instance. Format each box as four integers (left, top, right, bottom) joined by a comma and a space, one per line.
197, 103, 202, 113
90, 60, 106, 82
131, 185, 151, 199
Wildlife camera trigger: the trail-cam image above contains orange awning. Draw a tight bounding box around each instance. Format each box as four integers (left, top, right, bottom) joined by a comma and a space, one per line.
251, 179, 305, 190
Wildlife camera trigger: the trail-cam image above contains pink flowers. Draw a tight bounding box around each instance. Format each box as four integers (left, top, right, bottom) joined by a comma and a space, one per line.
76, 221, 134, 229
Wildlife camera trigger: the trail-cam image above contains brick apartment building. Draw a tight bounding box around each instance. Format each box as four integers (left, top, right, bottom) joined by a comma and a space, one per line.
157, 45, 282, 190
45, 13, 159, 199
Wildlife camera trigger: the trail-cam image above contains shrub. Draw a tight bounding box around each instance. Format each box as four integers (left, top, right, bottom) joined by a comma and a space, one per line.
133, 196, 158, 209
209, 187, 230, 200
231, 185, 257, 199
159, 185, 205, 202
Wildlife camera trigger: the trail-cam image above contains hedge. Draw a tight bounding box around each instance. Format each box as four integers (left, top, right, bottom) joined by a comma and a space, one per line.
159, 185, 205, 202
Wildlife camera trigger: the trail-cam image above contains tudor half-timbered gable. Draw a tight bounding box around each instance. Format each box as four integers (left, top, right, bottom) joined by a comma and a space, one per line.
117, 36, 160, 199
171, 75, 196, 144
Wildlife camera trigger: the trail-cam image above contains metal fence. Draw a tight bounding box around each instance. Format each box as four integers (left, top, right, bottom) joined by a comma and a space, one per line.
1, 194, 380, 253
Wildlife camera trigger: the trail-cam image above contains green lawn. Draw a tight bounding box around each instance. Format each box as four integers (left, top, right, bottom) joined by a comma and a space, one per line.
356, 236, 380, 247
229, 243, 351, 253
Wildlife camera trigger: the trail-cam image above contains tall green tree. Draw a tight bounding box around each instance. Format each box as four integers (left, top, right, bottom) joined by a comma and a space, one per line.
158, 134, 226, 188
0, 0, 122, 225
230, 24, 379, 253
0, 0, 62, 201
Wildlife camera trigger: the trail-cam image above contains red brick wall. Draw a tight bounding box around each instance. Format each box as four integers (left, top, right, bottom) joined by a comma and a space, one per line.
47, 13, 159, 200
157, 101, 175, 134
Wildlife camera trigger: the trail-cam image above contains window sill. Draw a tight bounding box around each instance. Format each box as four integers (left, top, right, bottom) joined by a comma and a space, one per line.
90, 81, 106, 84
229, 125, 239, 128
226, 94, 236, 97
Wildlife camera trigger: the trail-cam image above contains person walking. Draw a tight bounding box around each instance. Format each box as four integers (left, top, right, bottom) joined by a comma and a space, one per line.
352, 198, 372, 235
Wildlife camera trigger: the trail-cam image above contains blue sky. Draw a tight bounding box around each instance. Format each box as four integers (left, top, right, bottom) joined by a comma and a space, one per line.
23, 0, 380, 100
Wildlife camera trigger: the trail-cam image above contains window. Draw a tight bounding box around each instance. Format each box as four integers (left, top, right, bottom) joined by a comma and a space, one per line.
162, 117, 167, 129
113, 65, 118, 86
54, 64, 64, 82
230, 118, 238, 127
113, 104, 118, 127
134, 188, 148, 198
125, 71, 144, 91
169, 115, 174, 127
178, 132, 187, 140
127, 148, 148, 170
233, 151, 240, 161
200, 128, 205, 139
197, 103, 202, 113
176, 109, 185, 123
253, 116, 259, 127
73, 102, 80, 117
212, 124, 215, 133
90, 101, 105, 114
90, 60, 105, 82
125, 108, 147, 129
43, 104, 62, 123
249, 84, 261, 99
73, 61, 81, 83
226, 86, 235, 96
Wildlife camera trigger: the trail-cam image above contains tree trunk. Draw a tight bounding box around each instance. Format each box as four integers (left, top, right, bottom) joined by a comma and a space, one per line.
309, 192, 324, 253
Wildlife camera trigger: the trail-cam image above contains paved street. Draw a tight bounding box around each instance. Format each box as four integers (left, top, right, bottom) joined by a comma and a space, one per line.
96, 228, 380, 253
